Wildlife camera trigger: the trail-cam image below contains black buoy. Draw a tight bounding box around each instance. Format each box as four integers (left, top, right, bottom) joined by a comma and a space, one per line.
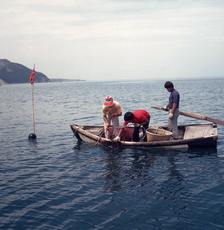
28, 133, 37, 139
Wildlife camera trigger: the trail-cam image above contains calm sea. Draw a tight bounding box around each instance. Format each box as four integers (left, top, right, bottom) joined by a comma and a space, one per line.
1, 79, 224, 230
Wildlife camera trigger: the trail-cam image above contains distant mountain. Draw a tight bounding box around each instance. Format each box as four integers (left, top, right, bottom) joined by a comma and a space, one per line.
0, 59, 51, 84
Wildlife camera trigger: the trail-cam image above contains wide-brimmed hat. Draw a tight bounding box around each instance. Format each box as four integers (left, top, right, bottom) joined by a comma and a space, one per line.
104, 96, 113, 106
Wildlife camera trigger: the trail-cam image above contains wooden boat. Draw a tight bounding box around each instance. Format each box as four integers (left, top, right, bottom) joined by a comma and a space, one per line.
70, 123, 218, 149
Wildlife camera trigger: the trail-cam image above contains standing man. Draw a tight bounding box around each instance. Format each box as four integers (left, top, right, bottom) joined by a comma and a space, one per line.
164, 81, 180, 140
114, 110, 150, 142
102, 96, 122, 139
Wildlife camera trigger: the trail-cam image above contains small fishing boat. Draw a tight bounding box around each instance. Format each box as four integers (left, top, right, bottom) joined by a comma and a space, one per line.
70, 123, 218, 149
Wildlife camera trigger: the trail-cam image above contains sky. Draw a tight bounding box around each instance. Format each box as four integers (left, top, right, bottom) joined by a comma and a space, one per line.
1, 0, 224, 81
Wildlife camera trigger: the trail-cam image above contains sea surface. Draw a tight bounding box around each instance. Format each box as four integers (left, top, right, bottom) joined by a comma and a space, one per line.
0, 79, 224, 230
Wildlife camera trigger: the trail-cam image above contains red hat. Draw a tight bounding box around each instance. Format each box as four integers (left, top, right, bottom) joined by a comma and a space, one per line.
104, 96, 114, 106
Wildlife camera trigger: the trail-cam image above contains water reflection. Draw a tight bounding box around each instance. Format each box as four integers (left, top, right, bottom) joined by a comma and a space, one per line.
156, 152, 190, 214
103, 154, 123, 193
101, 147, 195, 215
73, 140, 97, 150
186, 147, 217, 158
102, 149, 156, 193
73, 140, 218, 202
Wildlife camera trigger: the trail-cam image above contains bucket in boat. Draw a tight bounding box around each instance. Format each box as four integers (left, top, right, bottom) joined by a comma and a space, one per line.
146, 128, 172, 141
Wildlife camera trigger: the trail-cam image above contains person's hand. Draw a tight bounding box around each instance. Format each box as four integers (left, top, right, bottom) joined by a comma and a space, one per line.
134, 123, 140, 127
111, 113, 117, 117
168, 113, 173, 119
113, 136, 120, 142
105, 123, 110, 130
163, 106, 168, 111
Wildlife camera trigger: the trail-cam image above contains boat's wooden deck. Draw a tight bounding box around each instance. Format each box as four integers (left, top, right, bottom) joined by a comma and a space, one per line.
183, 124, 217, 139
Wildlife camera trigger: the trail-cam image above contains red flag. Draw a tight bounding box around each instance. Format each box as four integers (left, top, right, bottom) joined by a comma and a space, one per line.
30, 69, 35, 84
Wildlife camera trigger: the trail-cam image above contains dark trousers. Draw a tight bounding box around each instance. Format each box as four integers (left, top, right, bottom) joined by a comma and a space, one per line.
133, 116, 150, 142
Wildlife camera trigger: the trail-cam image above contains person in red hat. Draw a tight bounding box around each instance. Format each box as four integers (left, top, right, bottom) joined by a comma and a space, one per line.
102, 96, 122, 138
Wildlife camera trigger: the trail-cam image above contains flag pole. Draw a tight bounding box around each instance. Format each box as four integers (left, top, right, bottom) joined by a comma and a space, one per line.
28, 64, 37, 139
32, 69, 35, 133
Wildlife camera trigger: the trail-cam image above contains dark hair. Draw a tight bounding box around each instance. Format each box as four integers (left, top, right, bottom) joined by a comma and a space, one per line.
124, 112, 134, 121
164, 81, 174, 88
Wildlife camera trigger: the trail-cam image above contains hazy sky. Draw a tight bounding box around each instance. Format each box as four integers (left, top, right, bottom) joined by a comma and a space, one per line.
1, 0, 224, 81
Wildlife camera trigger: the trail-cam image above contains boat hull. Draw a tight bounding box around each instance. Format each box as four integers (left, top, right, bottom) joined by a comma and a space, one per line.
70, 123, 218, 149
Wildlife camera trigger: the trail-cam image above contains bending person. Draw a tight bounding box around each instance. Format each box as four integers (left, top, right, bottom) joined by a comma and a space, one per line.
102, 96, 122, 138
114, 110, 150, 142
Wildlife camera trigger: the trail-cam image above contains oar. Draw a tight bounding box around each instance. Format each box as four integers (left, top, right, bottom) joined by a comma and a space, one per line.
151, 106, 224, 126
